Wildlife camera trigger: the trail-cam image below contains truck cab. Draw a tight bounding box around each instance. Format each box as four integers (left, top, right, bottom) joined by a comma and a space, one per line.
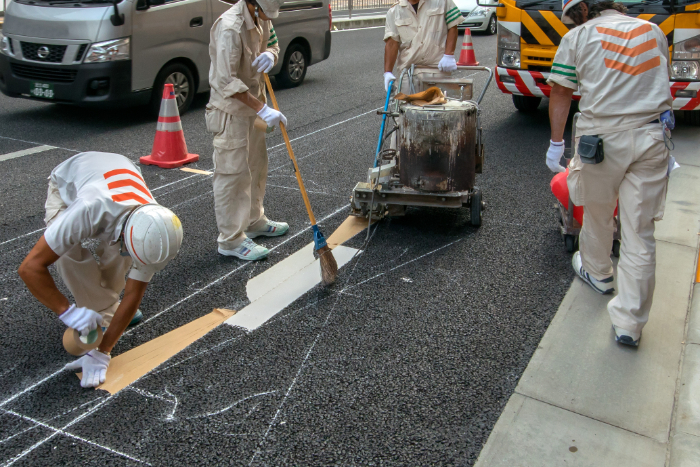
493, 0, 700, 123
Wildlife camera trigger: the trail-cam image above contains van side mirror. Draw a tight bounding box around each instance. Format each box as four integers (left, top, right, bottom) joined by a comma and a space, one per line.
148, 0, 166, 5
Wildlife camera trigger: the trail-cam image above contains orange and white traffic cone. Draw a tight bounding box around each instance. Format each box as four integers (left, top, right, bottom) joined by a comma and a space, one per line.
457, 28, 480, 66
140, 84, 199, 169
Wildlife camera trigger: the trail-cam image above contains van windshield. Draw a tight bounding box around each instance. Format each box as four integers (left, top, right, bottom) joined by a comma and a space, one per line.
13, 0, 119, 6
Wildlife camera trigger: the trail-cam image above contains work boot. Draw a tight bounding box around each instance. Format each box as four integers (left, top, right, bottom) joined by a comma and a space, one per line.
218, 238, 269, 261
572, 251, 614, 294
245, 219, 289, 238
613, 325, 641, 347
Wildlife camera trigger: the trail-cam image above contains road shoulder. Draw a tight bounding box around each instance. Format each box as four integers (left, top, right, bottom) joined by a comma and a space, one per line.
475, 127, 700, 466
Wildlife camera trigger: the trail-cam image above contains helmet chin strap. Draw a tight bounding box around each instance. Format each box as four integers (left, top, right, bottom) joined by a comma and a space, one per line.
118, 205, 142, 257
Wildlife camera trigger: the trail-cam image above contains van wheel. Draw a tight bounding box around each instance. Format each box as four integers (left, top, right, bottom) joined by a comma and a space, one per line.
276, 44, 308, 88
150, 63, 195, 116
512, 95, 541, 113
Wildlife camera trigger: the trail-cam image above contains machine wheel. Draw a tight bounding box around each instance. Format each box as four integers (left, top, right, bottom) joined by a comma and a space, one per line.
564, 235, 577, 253
512, 95, 541, 113
612, 239, 620, 258
150, 62, 196, 116
470, 190, 482, 226
486, 15, 497, 35
276, 43, 308, 88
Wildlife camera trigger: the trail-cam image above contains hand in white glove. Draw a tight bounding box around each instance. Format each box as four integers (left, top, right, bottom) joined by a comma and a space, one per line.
438, 54, 458, 72
59, 304, 103, 337
546, 140, 566, 173
65, 350, 111, 388
257, 104, 287, 128
252, 51, 275, 74
384, 72, 396, 92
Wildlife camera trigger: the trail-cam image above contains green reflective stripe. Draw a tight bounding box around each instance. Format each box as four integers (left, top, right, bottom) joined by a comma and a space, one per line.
270, 27, 275, 33
268, 33, 277, 41
552, 62, 575, 70
551, 69, 576, 78
445, 10, 461, 22
446, 6, 459, 15
267, 39, 278, 47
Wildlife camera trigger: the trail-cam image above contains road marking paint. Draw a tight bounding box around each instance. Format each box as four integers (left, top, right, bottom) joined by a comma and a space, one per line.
0, 408, 150, 466
225, 245, 358, 332
180, 167, 212, 175
0, 228, 46, 247
331, 25, 385, 32
0, 135, 81, 153
0, 145, 56, 162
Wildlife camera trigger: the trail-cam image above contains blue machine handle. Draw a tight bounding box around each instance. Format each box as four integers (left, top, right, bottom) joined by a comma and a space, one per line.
374, 81, 394, 168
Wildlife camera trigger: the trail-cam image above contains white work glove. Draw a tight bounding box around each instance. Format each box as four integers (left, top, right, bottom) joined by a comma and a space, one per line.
438, 54, 458, 72
252, 51, 275, 74
65, 350, 111, 388
384, 72, 396, 92
59, 304, 103, 337
257, 104, 287, 128
546, 140, 566, 173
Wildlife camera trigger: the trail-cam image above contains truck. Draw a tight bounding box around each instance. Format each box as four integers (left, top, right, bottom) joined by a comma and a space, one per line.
489, 0, 700, 124
0, 0, 332, 114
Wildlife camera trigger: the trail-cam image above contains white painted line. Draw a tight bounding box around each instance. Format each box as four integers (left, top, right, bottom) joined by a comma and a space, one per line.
331, 25, 385, 32
0, 145, 56, 162
225, 245, 359, 332
247, 243, 317, 302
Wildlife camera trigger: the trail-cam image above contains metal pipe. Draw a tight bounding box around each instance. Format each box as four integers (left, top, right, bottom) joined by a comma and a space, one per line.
374, 81, 394, 168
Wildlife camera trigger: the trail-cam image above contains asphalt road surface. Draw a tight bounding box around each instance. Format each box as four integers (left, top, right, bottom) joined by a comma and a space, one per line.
1, 29, 579, 466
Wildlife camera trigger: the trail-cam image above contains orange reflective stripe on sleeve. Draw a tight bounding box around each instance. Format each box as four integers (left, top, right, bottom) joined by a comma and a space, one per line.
107, 179, 153, 199
601, 38, 658, 57
111, 192, 150, 205
604, 56, 661, 75
596, 23, 652, 40
103, 168, 146, 183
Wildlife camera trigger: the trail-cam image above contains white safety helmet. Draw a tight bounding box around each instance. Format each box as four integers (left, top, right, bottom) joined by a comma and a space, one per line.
562, 0, 585, 24
256, 0, 283, 19
122, 204, 183, 273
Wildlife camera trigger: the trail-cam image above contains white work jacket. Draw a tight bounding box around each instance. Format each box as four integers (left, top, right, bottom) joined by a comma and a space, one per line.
547, 10, 672, 135
44, 152, 157, 282
208, 1, 280, 117
384, 0, 464, 73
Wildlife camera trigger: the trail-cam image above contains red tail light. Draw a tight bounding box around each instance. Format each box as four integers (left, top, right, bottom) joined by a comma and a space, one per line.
329, 3, 332, 31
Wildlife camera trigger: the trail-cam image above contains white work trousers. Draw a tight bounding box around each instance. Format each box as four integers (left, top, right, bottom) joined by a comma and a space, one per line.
44, 181, 131, 326
210, 109, 268, 249
568, 123, 669, 333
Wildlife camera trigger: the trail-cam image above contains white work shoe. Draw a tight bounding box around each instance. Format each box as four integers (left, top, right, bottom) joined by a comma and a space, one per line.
572, 251, 614, 295
613, 325, 641, 347
245, 220, 289, 238
218, 238, 269, 261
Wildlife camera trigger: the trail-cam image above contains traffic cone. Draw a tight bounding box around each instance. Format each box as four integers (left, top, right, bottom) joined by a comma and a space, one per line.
140, 84, 199, 169
457, 28, 479, 66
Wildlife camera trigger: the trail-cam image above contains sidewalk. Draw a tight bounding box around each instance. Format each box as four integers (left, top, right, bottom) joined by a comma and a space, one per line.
475, 126, 700, 467
332, 13, 385, 30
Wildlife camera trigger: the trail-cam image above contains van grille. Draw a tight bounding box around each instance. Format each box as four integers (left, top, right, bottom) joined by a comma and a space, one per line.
75, 44, 88, 62
11, 63, 77, 83
20, 42, 66, 63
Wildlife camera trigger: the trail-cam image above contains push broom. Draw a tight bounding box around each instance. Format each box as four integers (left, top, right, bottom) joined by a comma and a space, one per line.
263, 74, 338, 285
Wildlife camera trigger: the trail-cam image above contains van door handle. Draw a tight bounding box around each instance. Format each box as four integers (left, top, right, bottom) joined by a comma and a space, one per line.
190, 17, 203, 27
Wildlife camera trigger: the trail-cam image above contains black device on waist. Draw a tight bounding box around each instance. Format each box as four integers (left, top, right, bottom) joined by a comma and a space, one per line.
578, 135, 604, 165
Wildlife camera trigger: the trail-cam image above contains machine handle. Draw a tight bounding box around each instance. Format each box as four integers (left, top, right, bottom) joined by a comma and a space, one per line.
456, 65, 493, 105
190, 16, 204, 27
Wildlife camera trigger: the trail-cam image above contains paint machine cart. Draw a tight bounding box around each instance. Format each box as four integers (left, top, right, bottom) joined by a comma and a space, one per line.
350, 65, 493, 225
556, 112, 620, 256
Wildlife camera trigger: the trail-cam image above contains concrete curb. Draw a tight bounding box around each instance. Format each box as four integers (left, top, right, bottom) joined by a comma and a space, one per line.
332, 15, 385, 31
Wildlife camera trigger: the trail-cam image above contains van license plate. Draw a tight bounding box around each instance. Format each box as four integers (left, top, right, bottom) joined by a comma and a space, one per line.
29, 82, 54, 99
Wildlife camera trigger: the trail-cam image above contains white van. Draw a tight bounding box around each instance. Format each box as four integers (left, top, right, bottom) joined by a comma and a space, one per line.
0, 0, 331, 114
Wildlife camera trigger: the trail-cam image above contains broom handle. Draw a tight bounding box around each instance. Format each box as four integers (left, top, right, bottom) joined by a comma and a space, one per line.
263, 74, 317, 226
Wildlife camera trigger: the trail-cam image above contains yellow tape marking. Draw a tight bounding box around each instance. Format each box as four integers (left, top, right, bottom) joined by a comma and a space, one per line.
180, 167, 212, 175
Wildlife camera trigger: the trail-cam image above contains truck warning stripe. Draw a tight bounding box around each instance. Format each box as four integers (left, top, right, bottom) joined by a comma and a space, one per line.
521, 10, 572, 46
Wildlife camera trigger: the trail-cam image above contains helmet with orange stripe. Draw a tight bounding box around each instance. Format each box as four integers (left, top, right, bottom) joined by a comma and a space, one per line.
122, 204, 184, 278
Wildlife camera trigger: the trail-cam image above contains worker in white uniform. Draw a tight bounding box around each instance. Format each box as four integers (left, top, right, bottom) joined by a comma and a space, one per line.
546, 0, 673, 346
18, 152, 184, 387
207, 0, 288, 261
383, 0, 465, 92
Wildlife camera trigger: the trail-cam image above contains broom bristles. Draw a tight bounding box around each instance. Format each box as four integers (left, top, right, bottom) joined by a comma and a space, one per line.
317, 245, 338, 285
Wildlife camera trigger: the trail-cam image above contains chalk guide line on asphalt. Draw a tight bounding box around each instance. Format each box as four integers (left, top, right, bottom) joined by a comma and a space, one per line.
0, 145, 56, 162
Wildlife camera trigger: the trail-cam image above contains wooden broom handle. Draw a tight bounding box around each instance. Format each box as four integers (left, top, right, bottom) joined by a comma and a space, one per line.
263, 74, 317, 226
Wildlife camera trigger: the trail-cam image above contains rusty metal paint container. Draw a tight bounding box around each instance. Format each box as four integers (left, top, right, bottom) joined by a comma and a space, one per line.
399, 101, 478, 192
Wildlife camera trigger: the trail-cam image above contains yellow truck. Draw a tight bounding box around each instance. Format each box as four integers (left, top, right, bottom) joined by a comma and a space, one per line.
488, 0, 700, 124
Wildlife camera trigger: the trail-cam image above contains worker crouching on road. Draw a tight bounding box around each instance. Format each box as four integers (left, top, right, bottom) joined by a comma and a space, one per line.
207, 0, 288, 261
546, 0, 673, 346
18, 152, 184, 387
383, 0, 465, 92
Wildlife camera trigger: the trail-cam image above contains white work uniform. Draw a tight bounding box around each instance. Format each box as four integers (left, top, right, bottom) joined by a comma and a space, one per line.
44, 152, 156, 325
384, 0, 464, 74
547, 11, 672, 334
207, 1, 280, 250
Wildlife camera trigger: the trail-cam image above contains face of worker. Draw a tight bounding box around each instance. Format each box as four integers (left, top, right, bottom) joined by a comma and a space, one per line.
247, 2, 272, 21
